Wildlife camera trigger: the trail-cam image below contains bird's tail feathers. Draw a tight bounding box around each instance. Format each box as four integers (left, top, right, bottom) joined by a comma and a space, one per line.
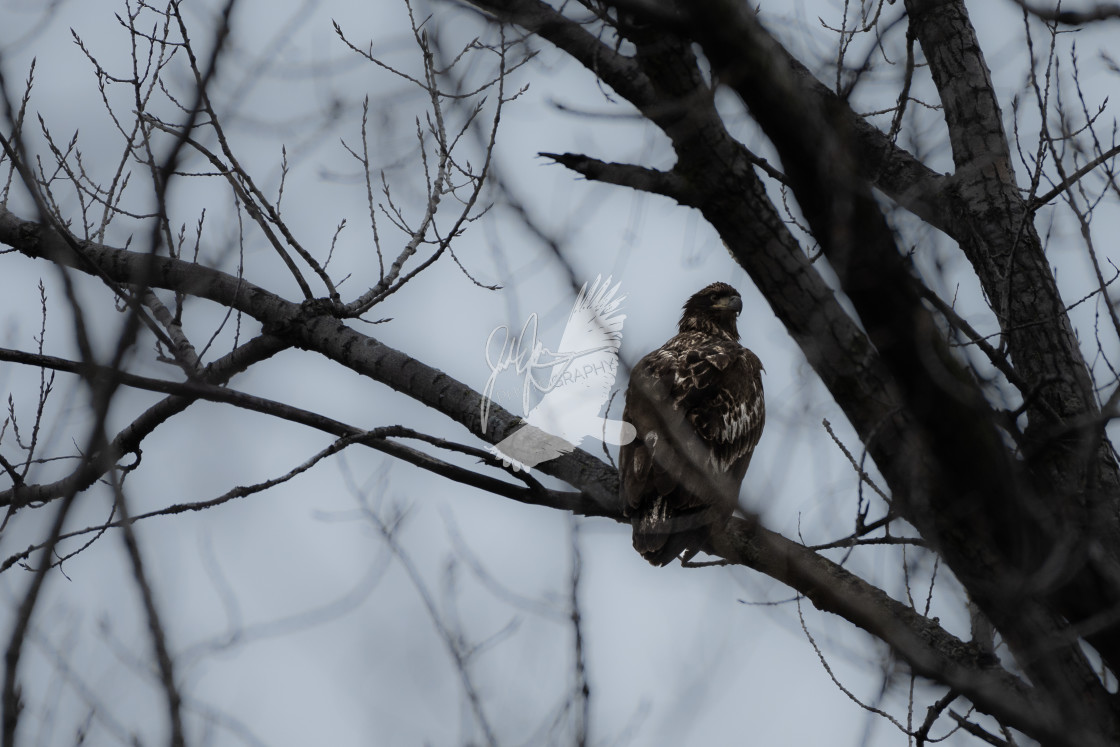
631, 498, 715, 566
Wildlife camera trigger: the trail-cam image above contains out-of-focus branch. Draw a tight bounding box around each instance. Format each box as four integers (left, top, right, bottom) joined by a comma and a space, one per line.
108, 470, 185, 747
568, 516, 589, 746
0, 333, 289, 513
1010, 1, 1120, 24
2, 477, 81, 746
349, 471, 499, 747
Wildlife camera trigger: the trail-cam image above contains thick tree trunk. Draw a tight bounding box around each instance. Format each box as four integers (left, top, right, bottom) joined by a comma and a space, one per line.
906, 0, 1120, 668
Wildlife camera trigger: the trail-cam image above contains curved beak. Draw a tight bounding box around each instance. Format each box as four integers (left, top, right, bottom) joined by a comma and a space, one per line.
716, 295, 743, 314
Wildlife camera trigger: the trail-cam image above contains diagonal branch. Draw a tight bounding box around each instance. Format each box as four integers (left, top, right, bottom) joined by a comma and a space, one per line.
1010, 1, 1120, 24
539, 152, 693, 199
1030, 141, 1120, 209
709, 520, 1087, 747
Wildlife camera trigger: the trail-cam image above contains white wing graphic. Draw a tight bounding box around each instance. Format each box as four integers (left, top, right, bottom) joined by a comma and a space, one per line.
490, 276, 637, 473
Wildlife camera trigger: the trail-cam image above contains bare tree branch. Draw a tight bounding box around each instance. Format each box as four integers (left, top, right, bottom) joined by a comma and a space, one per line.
1011, 1, 1120, 24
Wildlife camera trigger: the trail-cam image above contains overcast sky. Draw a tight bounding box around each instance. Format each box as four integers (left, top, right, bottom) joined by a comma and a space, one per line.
1, 1, 1118, 745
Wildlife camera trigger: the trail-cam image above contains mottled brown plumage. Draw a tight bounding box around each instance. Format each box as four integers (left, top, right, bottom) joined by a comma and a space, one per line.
620, 282, 765, 566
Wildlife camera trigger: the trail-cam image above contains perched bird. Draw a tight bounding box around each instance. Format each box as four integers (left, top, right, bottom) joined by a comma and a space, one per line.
619, 282, 765, 566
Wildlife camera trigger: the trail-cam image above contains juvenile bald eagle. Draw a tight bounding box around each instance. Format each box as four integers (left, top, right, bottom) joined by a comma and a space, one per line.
620, 282, 765, 566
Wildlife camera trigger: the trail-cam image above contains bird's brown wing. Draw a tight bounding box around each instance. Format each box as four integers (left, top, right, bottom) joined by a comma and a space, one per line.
620, 335, 764, 565
686, 347, 765, 480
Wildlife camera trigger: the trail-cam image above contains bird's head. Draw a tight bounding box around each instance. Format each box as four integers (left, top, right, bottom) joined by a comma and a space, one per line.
678, 282, 742, 338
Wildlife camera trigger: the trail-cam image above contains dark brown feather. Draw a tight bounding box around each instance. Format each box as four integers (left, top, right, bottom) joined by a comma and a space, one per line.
620, 282, 765, 566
